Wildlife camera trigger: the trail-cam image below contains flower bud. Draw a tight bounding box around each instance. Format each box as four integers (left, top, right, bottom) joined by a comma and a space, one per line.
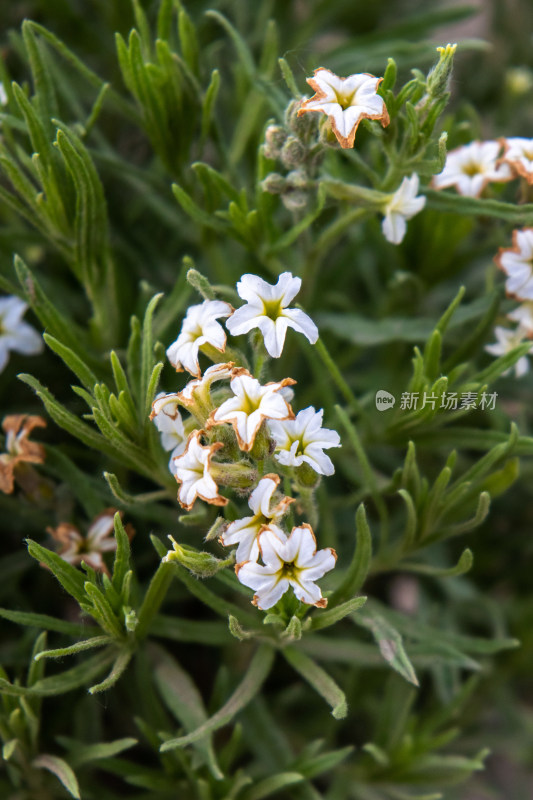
280, 136, 306, 169
261, 172, 287, 194
426, 43, 457, 100
163, 535, 231, 577
286, 98, 316, 137
210, 461, 257, 489
263, 124, 287, 159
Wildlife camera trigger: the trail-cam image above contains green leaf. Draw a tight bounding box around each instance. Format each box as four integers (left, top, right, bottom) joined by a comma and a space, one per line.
26, 539, 86, 605
329, 504, 372, 604
309, 596, 367, 632
240, 772, 304, 800
112, 512, 132, 594
160, 644, 275, 751
0, 650, 115, 696
205, 10, 256, 79
400, 548, 474, 578
424, 188, 533, 223
34, 635, 111, 661
0, 607, 99, 637
88, 649, 132, 694
283, 647, 347, 719
44, 334, 98, 391
316, 295, 494, 347
354, 611, 419, 687
201, 68, 220, 142
60, 737, 138, 767
153, 646, 222, 779
32, 755, 80, 799
291, 744, 354, 779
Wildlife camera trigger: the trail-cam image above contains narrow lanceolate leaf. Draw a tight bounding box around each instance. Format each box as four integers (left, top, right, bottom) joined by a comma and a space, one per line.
152, 646, 222, 779
309, 596, 367, 632
112, 512, 132, 594
353, 611, 419, 687
160, 644, 275, 751
34, 636, 112, 662
283, 647, 348, 719
239, 772, 305, 800
329, 504, 372, 605
43, 334, 98, 391
32, 755, 80, 799
88, 649, 132, 694
26, 539, 86, 605
63, 738, 138, 767
0, 650, 115, 696
0, 607, 99, 637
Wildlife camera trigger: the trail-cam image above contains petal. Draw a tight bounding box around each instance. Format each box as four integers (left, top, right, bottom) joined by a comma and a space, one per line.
299, 548, 337, 581
258, 317, 288, 358
254, 578, 290, 609
6, 322, 43, 355
236, 274, 272, 305
382, 211, 406, 244
248, 476, 278, 515
281, 308, 319, 344
289, 577, 323, 605
226, 304, 262, 336
302, 448, 335, 476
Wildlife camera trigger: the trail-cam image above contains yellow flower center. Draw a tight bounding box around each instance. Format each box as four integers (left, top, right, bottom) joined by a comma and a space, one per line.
281, 560, 299, 579
462, 161, 483, 176
261, 298, 284, 321
333, 87, 358, 110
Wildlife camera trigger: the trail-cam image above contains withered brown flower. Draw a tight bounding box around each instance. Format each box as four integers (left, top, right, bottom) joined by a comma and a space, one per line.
0, 414, 46, 494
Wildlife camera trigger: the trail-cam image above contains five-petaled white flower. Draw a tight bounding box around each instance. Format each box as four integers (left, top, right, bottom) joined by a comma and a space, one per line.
236, 524, 337, 610
0, 296, 43, 372
173, 430, 227, 510
485, 325, 533, 377
226, 273, 318, 358
495, 228, 533, 300
269, 406, 341, 476
432, 141, 512, 197
220, 474, 294, 563
209, 370, 295, 451
297, 68, 390, 149
501, 137, 533, 184
166, 299, 233, 377
381, 174, 426, 244
151, 392, 186, 474
507, 301, 533, 335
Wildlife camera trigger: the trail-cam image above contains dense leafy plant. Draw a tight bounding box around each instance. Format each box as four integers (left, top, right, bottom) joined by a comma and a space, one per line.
1, 1, 533, 798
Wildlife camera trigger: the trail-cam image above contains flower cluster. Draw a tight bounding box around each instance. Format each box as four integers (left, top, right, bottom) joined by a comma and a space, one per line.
432, 138, 533, 198
486, 228, 533, 376
153, 272, 339, 610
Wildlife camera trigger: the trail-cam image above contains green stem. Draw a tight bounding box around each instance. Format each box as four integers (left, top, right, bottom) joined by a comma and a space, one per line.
314, 337, 365, 418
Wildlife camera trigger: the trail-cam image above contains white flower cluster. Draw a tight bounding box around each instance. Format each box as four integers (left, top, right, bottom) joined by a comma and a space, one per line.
486, 228, 533, 377
432, 138, 533, 198
152, 272, 340, 610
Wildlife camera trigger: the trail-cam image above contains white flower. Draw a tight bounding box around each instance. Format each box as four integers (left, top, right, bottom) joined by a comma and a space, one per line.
297, 67, 390, 149
381, 174, 426, 244
47, 509, 132, 575
485, 325, 533, 377
269, 407, 340, 476
501, 137, 533, 183
236, 524, 337, 610
495, 228, 533, 300
209, 370, 295, 451
0, 296, 43, 372
508, 301, 533, 334
151, 392, 186, 475
166, 300, 233, 377
226, 273, 318, 358
0, 83, 7, 106
431, 141, 512, 197
177, 363, 234, 406
173, 430, 227, 510
220, 474, 293, 563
